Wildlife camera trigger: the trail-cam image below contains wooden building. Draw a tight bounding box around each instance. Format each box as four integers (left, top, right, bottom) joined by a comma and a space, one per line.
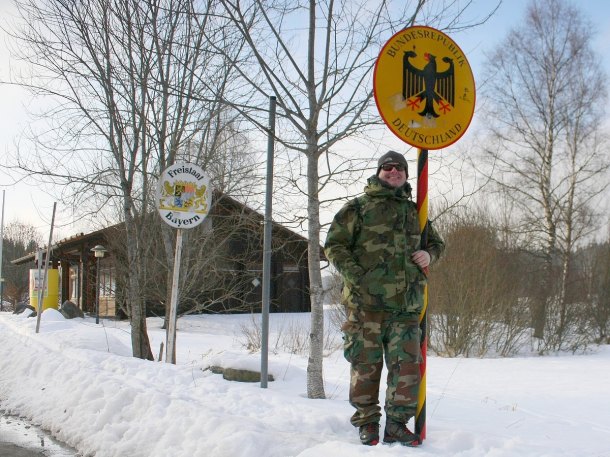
11, 194, 317, 317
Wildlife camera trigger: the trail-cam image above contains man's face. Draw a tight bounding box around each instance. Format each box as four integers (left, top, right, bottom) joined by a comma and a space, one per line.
378, 162, 407, 188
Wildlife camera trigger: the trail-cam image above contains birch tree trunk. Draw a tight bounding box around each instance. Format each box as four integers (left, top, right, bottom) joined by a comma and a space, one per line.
9, 0, 247, 359
219, 0, 486, 398
479, 0, 609, 342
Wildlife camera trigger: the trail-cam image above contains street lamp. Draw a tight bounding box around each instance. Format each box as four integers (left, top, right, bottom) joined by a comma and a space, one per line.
90, 245, 107, 324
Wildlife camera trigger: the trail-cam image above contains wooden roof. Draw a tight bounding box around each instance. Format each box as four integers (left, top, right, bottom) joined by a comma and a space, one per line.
11, 193, 322, 265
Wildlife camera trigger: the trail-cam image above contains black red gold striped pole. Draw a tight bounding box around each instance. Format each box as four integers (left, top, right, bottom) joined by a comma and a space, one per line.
373, 25, 475, 445
415, 148, 429, 442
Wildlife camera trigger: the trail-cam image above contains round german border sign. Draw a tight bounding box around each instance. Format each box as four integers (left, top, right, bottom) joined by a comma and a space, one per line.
374, 26, 476, 150
156, 163, 211, 229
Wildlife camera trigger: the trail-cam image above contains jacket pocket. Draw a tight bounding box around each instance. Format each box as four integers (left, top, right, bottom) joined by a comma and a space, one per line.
356, 268, 397, 308
404, 276, 426, 314
341, 311, 364, 363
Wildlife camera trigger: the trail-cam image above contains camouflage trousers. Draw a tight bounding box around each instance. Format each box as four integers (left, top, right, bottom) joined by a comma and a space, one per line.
342, 307, 421, 427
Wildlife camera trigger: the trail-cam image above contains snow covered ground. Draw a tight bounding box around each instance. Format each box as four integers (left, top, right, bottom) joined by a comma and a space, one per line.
1, 309, 609, 457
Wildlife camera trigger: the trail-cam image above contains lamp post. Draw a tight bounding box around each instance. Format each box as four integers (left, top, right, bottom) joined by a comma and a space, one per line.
90, 245, 107, 324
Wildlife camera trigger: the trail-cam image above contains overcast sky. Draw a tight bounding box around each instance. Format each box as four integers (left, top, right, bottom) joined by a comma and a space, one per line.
1, 0, 610, 237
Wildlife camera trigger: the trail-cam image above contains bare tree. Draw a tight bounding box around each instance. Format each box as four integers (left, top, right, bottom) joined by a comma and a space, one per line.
7, 0, 248, 359
578, 240, 610, 344
429, 208, 529, 357
156, 103, 263, 331
104, 203, 260, 319
217, 0, 496, 397
478, 0, 609, 341
2, 221, 42, 307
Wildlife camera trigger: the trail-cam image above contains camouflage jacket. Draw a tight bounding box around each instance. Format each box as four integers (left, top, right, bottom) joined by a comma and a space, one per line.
324, 176, 445, 313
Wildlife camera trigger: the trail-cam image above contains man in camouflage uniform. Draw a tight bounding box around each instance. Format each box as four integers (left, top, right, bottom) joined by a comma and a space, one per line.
324, 150, 444, 446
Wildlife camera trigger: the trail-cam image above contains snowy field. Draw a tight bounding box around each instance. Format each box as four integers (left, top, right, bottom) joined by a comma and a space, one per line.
1, 309, 609, 457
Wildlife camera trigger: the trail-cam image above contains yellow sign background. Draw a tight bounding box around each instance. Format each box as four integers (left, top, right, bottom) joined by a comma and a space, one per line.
374, 26, 475, 150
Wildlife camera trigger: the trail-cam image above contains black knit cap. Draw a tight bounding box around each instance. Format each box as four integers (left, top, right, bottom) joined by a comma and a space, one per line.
377, 150, 408, 176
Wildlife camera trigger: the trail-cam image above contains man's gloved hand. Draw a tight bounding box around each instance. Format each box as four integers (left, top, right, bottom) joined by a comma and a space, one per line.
411, 250, 431, 269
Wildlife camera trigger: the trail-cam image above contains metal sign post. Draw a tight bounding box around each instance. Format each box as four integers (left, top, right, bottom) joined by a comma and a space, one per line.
261, 95, 276, 388
156, 163, 211, 364
35, 202, 57, 333
166, 228, 184, 365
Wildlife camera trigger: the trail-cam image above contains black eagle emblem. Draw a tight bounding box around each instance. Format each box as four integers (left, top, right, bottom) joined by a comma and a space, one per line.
402, 50, 455, 118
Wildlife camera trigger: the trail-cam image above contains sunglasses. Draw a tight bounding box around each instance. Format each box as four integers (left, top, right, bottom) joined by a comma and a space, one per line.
380, 163, 406, 172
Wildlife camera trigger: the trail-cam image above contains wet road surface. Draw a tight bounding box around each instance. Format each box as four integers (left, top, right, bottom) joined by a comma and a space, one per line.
0, 413, 78, 456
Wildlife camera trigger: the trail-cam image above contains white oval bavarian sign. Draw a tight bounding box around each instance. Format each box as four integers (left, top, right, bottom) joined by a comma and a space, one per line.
156, 163, 211, 229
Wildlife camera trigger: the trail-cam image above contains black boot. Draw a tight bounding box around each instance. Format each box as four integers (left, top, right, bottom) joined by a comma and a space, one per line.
383, 420, 420, 446
358, 422, 380, 446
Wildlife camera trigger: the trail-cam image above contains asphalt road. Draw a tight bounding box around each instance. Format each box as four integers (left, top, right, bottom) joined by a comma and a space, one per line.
0, 414, 77, 457
0, 441, 46, 457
